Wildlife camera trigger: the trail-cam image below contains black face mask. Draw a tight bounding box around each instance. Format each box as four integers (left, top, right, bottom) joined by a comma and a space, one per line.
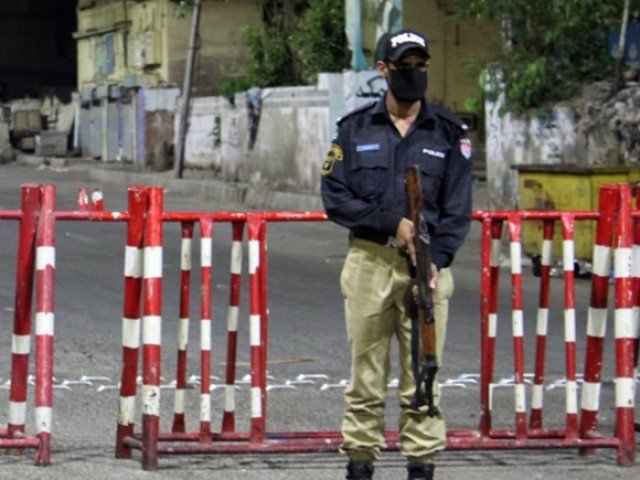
386, 67, 428, 103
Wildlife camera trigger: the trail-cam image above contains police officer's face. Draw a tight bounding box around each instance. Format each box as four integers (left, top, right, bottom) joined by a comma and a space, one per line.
378, 51, 430, 103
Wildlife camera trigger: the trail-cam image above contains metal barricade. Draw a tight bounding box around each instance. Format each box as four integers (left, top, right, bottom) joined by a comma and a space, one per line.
113, 184, 637, 471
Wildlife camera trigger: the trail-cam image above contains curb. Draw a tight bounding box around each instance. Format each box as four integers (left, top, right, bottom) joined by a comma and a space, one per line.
88, 168, 325, 212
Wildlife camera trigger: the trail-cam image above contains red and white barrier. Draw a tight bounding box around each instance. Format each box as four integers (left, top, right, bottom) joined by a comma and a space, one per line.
199, 217, 213, 442
580, 186, 618, 441
116, 187, 148, 459
222, 222, 244, 433
34, 184, 57, 465
171, 221, 194, 433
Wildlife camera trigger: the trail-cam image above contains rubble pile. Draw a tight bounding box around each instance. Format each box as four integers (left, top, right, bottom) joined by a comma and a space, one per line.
576, 80, 640, 165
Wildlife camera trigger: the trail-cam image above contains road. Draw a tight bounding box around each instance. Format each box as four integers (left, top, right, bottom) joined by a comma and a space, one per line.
0, 162, 636, 479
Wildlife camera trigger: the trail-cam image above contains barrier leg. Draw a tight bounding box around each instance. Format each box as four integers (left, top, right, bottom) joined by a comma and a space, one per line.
222, 222, 244, 433
141, 187, 163, 471
561, 214, 579, 438
480, 219, 502, 435
199, 217, 213, 443
508, 215, 527, 439
259, 218, 269, 429
7, 185, 40, 453
172, 222, 194, 433
529, 220, 554, 430
116, 187, 148, 459
247, 214, 265, 443
34, 184, 56, 466
612, 185, 636, 466
580, 186, 618, 447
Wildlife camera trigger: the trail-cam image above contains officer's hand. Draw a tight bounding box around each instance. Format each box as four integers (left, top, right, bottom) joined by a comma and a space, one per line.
396, 218, 416, 266
430, 263, 439, 290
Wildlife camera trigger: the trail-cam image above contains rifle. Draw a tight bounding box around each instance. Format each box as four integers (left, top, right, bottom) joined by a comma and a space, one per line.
404, 165, 439, 417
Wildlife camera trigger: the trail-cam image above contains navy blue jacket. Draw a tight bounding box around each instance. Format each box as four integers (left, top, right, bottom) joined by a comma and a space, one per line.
320, 95, 472, 269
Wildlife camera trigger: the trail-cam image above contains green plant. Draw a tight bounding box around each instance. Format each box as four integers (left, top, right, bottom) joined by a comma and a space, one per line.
457, 0, 640, 112
292, 0, 347, 83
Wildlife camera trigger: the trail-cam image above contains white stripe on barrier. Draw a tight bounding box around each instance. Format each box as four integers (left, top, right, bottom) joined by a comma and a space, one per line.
490, 239, 501, 267
181, 238, 192, 271
118, 396, 136, 426
615, 308, 635, 339
614, 248, 632, 278
488, 313, 497, 338
542, 239, 553, 267
36, 246, 55, 270
200, 393, 211, 422
227, 306, 239, 332
536, 308, 548, 336
142, 316, 162, 346
225, 384, 236, 412
231, 240, 242, 275
122, 317, 141, 349
251, 387, 262, 418
531, 384, 544, 409
563, 240, 574, 271
564, 309, 576, 343
587, 307, 607, 338
124, 246, 143, 278
634, 307, 640, 337
11, 334, 31, 355
143, 246, 163, 279
512, 310, 523, 337
200, 319, 212, 351
141, 385, 161, 416
178, 318, 189, 351
566, 380, 578, 414
488, 384, 494, 412
201, 237, 212, 268
35, 312, 54, 336
592, 245, 612, 277
249, 240, 260, 274
35, 406, 52, 434
615, 377, 635, 408
632, 245, 640, 277
9, 401, 26, 425
514, 384, 526, 413
581, 381, 601, 411
174, 389, 185, 415
250, 314, 261, 346
510, 242, 522, 275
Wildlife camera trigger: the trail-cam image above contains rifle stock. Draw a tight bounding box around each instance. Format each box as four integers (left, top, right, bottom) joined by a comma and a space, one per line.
405, 165, 439, 417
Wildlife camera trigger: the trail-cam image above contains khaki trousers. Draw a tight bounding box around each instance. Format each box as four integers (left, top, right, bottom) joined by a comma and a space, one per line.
340, 238, 453, 462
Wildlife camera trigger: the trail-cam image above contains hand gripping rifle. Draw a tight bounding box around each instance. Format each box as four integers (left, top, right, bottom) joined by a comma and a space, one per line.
404, 165, 439, 417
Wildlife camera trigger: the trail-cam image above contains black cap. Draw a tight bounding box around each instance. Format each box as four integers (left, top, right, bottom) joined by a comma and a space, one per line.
383, 29, 430, 62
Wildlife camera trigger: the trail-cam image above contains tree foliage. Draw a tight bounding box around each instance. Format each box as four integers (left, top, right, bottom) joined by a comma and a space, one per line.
230, 0, 347, 90
456, 0, 640, 112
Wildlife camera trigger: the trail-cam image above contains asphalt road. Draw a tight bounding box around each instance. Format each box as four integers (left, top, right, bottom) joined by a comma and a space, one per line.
0, 162, 637, 479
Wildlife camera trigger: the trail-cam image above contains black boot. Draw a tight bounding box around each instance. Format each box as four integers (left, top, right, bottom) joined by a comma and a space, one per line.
407, 462, 435, 480
346, 460, 374, 480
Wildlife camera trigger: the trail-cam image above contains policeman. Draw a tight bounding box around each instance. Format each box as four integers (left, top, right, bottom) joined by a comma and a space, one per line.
321, 29, 472, 480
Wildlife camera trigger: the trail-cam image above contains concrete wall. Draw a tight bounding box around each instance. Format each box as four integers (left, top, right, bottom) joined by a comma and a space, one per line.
180, 86, 330, 194
485, 88, 580, 210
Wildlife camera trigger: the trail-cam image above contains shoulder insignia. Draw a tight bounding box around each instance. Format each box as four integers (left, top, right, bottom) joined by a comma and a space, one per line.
432, 104, 468, 132
337, 101, 376, 126
321, 143, 343, 176
459, 138, 472, 159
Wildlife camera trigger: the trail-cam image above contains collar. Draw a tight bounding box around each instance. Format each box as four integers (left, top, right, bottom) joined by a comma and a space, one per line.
372, 93, 436, 129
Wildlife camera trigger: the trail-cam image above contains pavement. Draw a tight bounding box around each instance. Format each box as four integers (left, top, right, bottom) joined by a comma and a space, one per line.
14, 154, 492, 212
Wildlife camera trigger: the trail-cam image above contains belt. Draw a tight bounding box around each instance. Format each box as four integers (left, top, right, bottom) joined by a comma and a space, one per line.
352, 233, 397, 248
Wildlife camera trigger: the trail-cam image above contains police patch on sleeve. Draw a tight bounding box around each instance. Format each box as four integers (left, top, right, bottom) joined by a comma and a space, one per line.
321, 143, 343, 176
459, 138, 472, 159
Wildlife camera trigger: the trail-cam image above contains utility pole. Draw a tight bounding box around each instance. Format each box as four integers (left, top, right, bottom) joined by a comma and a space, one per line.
174, 0, 203, 179
612, 0, 631, 95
